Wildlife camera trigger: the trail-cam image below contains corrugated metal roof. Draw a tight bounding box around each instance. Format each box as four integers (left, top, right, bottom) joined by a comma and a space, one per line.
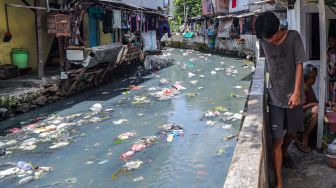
235, 9, 262, 18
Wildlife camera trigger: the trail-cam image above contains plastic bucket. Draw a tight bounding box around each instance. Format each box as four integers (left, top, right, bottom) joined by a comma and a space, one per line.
12, 48, 29, 69
208, 36, 216, 48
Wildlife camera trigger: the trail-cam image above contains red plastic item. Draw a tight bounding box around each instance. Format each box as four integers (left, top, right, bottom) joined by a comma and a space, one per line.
326, 112, 336, 132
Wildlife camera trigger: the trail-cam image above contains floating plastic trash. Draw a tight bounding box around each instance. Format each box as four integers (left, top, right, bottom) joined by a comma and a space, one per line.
113, 119, 128, 125
115, 131, 136, 144
211, 106, 229, 112
86, 161, 94, 165
129, 85, 144, 90
160, 78, 169, 84
204, 110, 221, 118
206, 120, 215, 126
0, 167, 19, 179
133, 96, 150, 104
216, 147, 226, 156
188, 72, 196, 78
222, 124, 233, 129
120, 150, 135, 161
133, 176, 144, 182
190, 80, 198, 85
17, 161, 33, 171
167, 134, 174, 142
98, 160, 108, 165
186, 93, 198, 98
112, 160, 143, 180
199, 75, 205, 78
49, 141, 69, 149
223, 134, 237, 141
215, 67, 225, 71
172, 83, 186, 90
18, 176, 34, 185
124, 160, 143, 171
90, 103, 103, 114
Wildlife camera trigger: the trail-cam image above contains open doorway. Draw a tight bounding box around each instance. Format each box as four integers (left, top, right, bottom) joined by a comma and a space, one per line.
310, 13, 320, 60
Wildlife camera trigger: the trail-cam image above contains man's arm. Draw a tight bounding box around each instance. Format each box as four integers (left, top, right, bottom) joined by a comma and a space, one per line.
288, 63, 303, 108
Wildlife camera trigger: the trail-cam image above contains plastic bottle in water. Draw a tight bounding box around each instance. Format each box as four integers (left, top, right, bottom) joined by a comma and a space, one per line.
17, 161, 33, 171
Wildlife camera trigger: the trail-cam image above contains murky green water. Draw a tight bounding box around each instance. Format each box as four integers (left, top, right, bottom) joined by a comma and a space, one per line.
0, 48, 253, 188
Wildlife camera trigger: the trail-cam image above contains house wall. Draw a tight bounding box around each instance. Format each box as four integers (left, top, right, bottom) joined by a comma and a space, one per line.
99, 21, 113, 45
82, 14, 114, 47
0, 0, 54, 71
290, 1, 336, 61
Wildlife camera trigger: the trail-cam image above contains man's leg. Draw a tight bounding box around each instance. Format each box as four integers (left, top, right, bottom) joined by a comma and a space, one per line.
273, 138, 284, 188
269, 105, 285, 188
302, 106, 318, 147
284, 105, 304, 165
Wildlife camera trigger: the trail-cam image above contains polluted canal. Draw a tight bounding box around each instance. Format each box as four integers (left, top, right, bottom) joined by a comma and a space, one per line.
0, 48, 253, 188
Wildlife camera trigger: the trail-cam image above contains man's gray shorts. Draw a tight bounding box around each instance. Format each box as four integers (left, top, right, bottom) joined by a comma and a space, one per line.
269, 105, 304, 139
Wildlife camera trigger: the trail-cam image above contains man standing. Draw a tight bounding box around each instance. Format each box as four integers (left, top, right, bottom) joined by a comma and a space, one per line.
255, 12, 306, 188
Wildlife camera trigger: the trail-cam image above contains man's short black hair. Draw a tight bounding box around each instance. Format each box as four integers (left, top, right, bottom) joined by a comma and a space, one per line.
254, 12, 280, 39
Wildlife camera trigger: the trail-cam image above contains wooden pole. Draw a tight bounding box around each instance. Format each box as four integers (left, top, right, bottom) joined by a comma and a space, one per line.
35, 0, 44, 78
58, 37, 64, 69
317, 0, 327, 150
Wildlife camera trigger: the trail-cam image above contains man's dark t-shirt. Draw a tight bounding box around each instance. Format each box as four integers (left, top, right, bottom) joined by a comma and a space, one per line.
260, 30, 306, 108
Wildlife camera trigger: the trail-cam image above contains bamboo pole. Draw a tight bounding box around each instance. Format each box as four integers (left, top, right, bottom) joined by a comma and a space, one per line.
317, 0, 327, 150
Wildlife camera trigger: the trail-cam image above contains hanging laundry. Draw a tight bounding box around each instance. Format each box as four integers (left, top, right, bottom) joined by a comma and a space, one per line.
88, 7, 105, 20
141, 13, 147, 32
121, 12, 129, 29
113, 10, 121, 29
147, 16, 156, 30
129, 14, 140, 32
103, 10, 113, 33
158, 19, 171, 39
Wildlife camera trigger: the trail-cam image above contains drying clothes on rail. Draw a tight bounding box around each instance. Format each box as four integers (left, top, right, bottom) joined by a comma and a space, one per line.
113, 9, 121, 29
103, 10, 113, 33
88, 7, 104, 20
140, 13, 147, 32
157, 20, 171, 39
121, 12, 129, 29
190, 22, 194, 32
129, 14, 141, 32
147, 16, 157, 30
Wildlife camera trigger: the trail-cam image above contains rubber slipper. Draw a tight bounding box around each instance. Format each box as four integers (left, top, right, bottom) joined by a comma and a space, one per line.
295, 140, 312, 153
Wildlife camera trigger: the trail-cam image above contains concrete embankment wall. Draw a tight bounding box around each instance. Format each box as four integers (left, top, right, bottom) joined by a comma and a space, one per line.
163, 34, 257, 59
224, 57, 269, 188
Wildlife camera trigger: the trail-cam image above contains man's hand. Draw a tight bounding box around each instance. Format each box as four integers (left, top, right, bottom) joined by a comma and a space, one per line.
288, 93, 300, 109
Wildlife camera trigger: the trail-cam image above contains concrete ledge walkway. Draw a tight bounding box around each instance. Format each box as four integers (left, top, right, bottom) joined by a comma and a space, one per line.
283, 144, 336, 188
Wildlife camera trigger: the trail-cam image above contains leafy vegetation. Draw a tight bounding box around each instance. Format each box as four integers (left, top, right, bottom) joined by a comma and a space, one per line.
169, 0, 202, 32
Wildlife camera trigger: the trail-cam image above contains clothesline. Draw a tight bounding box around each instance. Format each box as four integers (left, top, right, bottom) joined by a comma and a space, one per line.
90, 2, 165, 17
